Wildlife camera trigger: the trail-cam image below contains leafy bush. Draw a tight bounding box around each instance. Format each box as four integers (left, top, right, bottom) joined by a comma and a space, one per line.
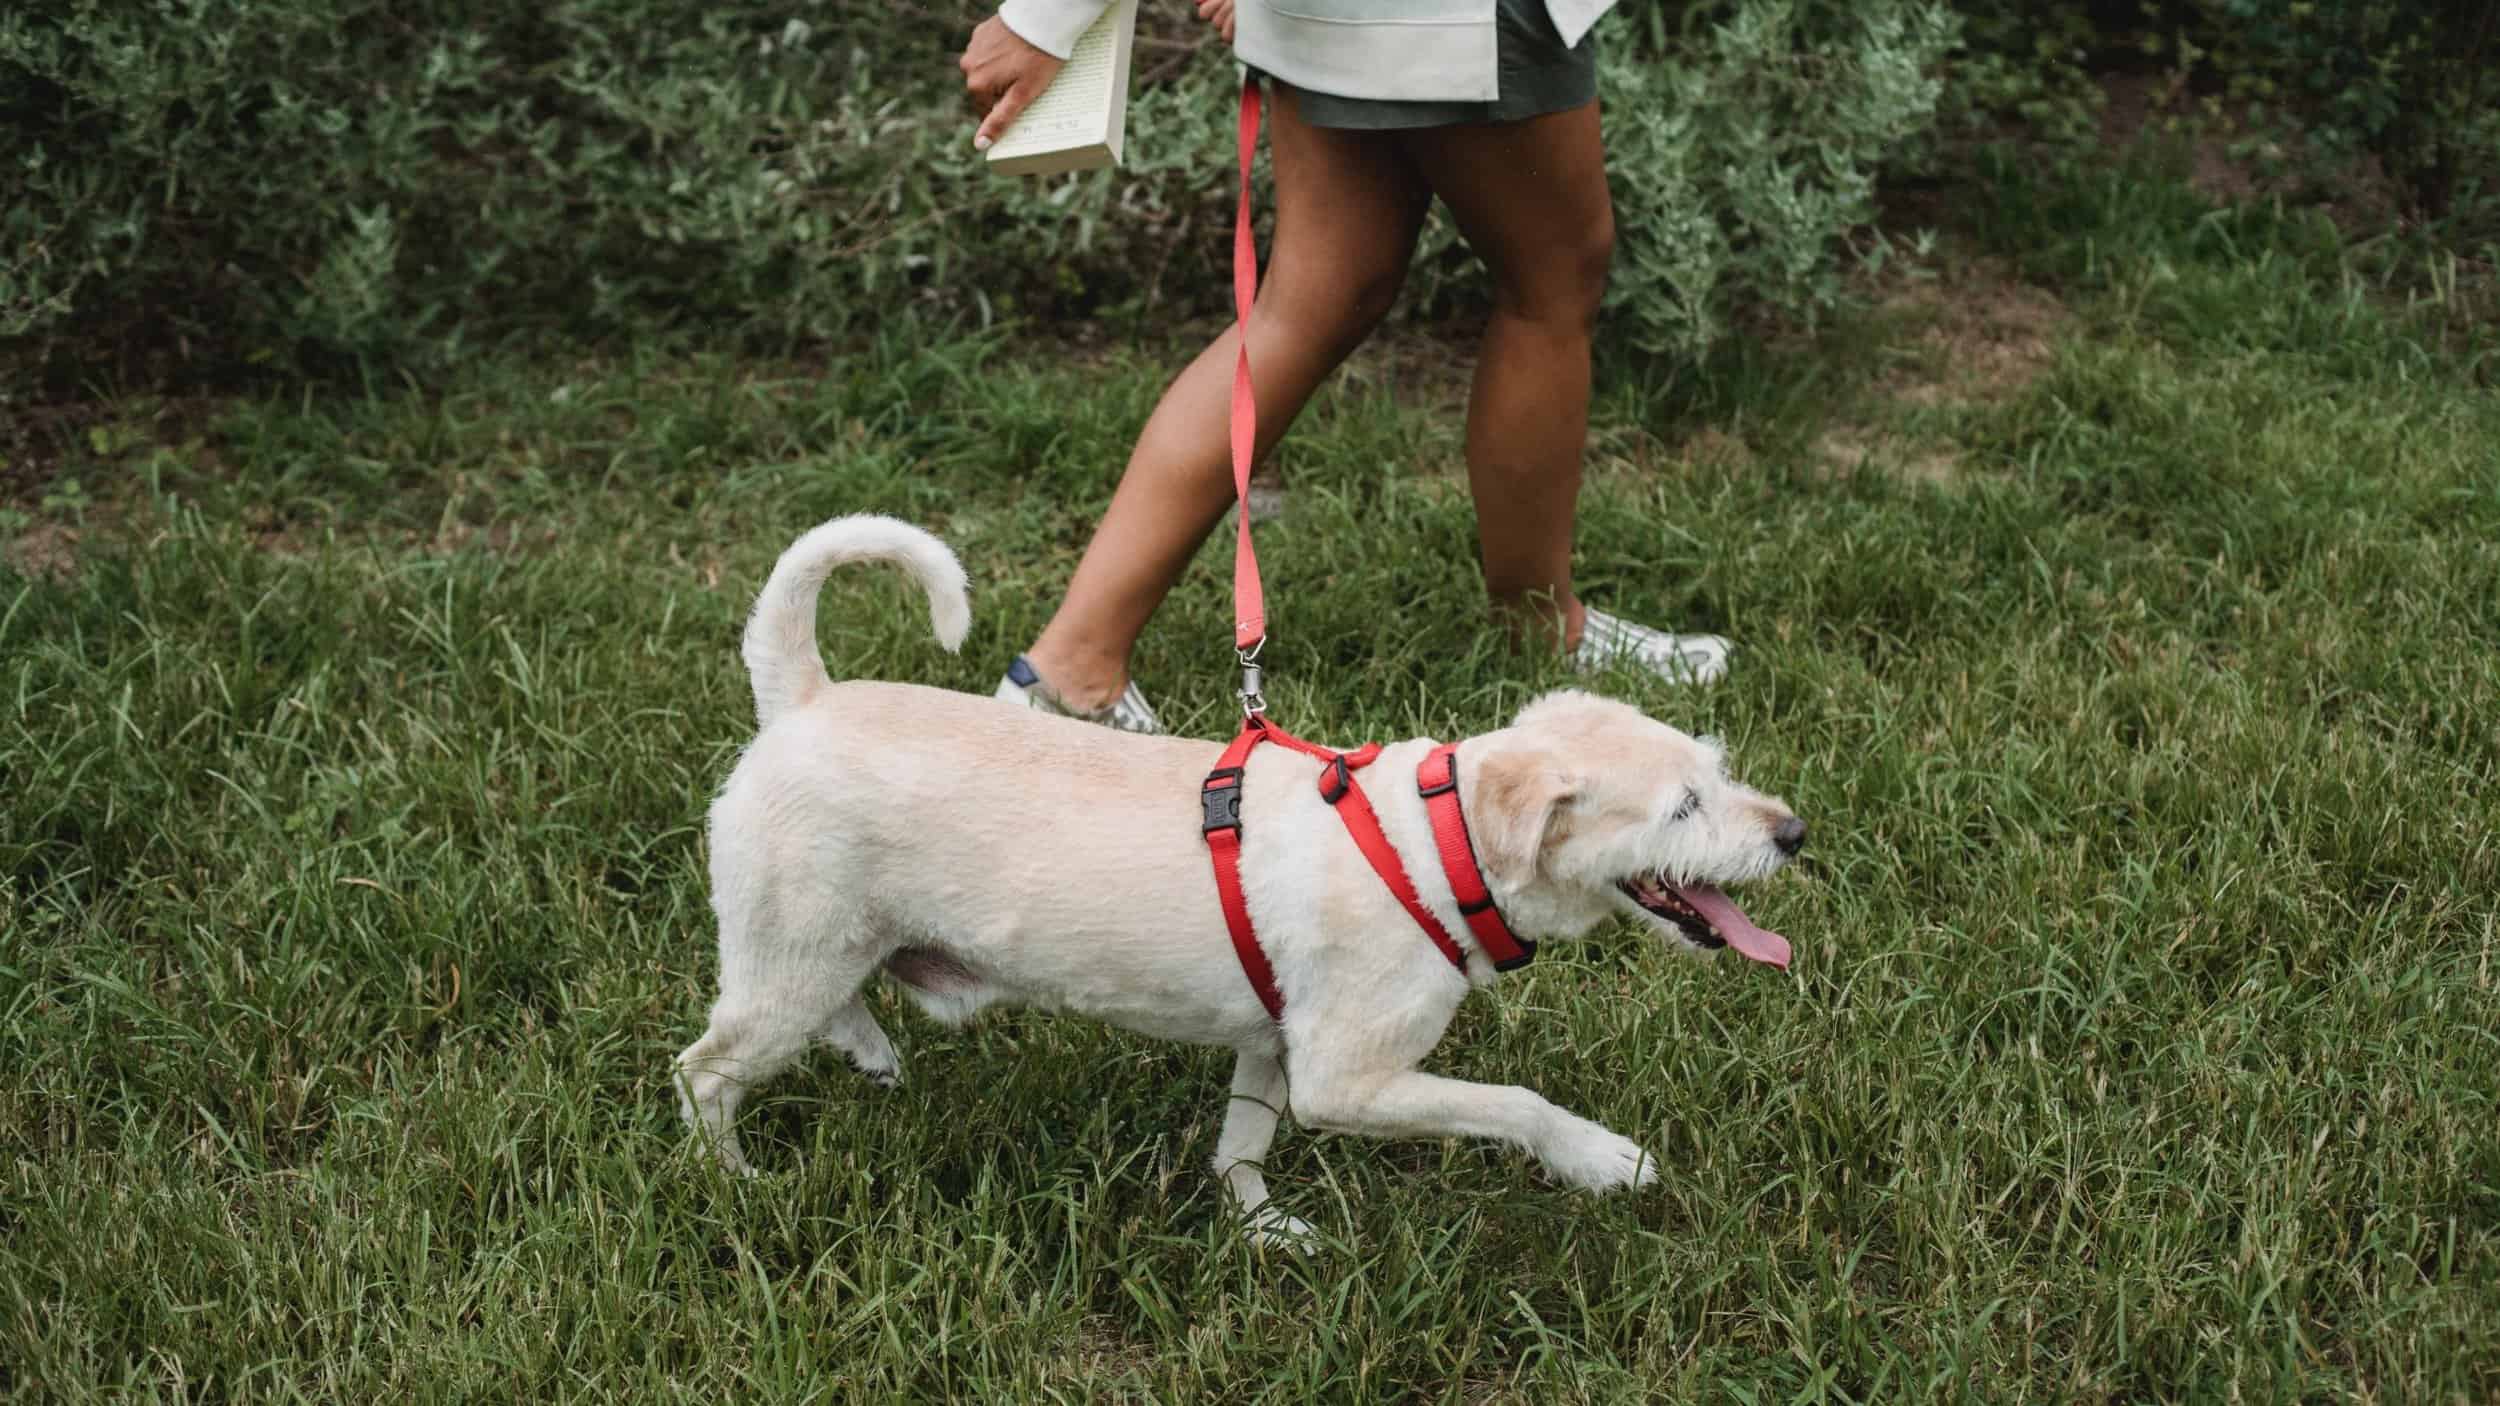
1, 0, 1954, 386
2139, 0, 2499, 231
1580, 0, 1958, 356
1919, 0, 2109, 153
1934, 0, 2500, 240
1, 0, 1084, 377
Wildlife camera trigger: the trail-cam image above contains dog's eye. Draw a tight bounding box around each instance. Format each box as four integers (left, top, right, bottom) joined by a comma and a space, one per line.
1669, 789, 1700, 823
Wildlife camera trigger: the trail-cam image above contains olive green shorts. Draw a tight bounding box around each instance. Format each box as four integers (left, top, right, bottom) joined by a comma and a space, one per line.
1272, 0, 1598, 130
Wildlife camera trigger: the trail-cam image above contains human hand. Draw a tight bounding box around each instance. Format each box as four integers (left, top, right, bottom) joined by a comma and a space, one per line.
1195, 0, 1236, 42
960, 15, 1066, 151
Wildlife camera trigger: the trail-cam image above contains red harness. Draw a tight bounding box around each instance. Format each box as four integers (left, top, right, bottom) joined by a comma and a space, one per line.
1199, 79, 1533, 1024
1201, 722, 1535, 1023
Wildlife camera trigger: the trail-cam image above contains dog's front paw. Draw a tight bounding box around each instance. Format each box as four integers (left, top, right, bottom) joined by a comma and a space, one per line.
1545, 1122, 1658, 1193
694, 1137, 758, 1179
845, 1050, 905, 1085
1245, 1208, 1317, 1253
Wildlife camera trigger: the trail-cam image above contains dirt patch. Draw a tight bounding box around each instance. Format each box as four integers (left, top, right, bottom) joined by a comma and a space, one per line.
1872, 255, 2068, 412
1675, 427, 1755, 473
2097, 70, 2259, 205
1, 402, 95, 505
2095, 72, 2407, 233
1805, 253, 2071, 484
2, 393, 236, 507
1812, 427, 1963, 485
5, 520, 82, 580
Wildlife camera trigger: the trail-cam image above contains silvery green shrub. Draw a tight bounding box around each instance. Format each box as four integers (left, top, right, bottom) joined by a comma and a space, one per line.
1, 0, 1953, 379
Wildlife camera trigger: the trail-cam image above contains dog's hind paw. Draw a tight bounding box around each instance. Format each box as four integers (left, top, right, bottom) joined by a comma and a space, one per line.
1546, 1123, 1658, 1194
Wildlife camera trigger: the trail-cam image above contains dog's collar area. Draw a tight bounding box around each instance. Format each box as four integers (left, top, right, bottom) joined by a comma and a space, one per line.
1415, 745, 1536, 973
1202, 720, 1534, 1025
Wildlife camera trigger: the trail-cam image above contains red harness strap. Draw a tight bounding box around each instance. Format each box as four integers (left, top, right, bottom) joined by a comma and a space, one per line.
1416, 744, 1536, 971
1201, 723, 1283, 1020
1312, 749, 1469, 975
1203, 722, 1535, 1022
1202, 719, 1458, 1022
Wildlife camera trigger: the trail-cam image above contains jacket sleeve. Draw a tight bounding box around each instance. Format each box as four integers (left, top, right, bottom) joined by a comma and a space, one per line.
997, 0, 1117, 59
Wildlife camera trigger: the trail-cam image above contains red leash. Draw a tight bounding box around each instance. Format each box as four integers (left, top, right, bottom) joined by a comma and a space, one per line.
1200, 78, 1533, 1026
1228, 79, 1267, 660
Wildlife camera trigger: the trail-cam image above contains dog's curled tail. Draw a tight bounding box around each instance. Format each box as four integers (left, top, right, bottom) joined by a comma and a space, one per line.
742, 514, 971, 726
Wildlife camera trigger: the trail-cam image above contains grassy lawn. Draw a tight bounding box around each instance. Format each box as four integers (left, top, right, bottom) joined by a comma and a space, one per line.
5, 154, 2498, 1401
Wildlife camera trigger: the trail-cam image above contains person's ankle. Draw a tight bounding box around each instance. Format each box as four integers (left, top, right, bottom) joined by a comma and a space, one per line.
1020, 639, 1131, 714
1491, 591, 1586, 654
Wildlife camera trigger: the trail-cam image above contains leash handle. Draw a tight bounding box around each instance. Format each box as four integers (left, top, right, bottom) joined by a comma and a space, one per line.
1229, 76, 1266, 666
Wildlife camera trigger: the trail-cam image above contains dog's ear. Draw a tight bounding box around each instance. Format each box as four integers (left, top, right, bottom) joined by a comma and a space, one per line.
1468, 744, 1578, 886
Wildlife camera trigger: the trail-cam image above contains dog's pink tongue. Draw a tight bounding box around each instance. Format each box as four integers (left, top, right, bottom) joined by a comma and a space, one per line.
1678, 884, 1791, 970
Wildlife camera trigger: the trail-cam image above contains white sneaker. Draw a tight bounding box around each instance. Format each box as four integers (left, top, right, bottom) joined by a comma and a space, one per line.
1572, 607, 1730, 686
994, 654, 1165, 734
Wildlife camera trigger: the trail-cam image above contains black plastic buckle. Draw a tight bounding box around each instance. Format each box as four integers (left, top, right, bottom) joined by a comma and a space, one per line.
1418, 772, 1457, 799
1202, 767, 1245, 834
1318, 754, 1352, 806
1492, 940, 1539, 973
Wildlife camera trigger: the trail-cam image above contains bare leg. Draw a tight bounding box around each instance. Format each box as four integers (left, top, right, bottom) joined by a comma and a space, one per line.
1021, 87, 1433, 710
1212, 1049, 1307, 1245
1397, 102, 1616, 651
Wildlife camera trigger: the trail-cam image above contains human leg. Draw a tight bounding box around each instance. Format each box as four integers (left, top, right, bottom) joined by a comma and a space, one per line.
1007, 88, 1432, 717
1399, 103, 1729, 682
1397, 103, 1612, 645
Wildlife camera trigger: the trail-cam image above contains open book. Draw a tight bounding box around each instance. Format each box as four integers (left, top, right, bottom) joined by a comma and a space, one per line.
984, 0, 1140, 177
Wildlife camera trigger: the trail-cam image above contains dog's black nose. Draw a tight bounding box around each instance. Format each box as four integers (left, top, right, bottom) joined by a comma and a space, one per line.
1772, 816, 1807, 856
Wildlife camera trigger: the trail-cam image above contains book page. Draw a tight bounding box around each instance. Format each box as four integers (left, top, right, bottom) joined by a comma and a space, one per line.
987, 2, 1125, 159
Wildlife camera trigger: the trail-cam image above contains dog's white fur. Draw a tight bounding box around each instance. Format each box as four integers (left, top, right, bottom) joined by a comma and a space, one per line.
678, 515, 1801, 1242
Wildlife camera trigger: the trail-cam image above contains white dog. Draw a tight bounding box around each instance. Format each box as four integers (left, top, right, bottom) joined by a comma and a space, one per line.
677, 516, 1804, 1242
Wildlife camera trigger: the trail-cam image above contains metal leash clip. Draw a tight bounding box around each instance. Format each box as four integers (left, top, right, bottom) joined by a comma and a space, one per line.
1237, 641, 1266, 716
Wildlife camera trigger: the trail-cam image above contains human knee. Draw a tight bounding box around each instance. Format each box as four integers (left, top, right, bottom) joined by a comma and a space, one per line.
1341, 257, 1410, 339
1267, 257, 1408, 359
1496, 211, 1615, 331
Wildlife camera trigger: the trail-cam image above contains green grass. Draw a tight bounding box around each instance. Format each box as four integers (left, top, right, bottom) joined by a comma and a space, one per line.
5, 155, 2499, 1402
